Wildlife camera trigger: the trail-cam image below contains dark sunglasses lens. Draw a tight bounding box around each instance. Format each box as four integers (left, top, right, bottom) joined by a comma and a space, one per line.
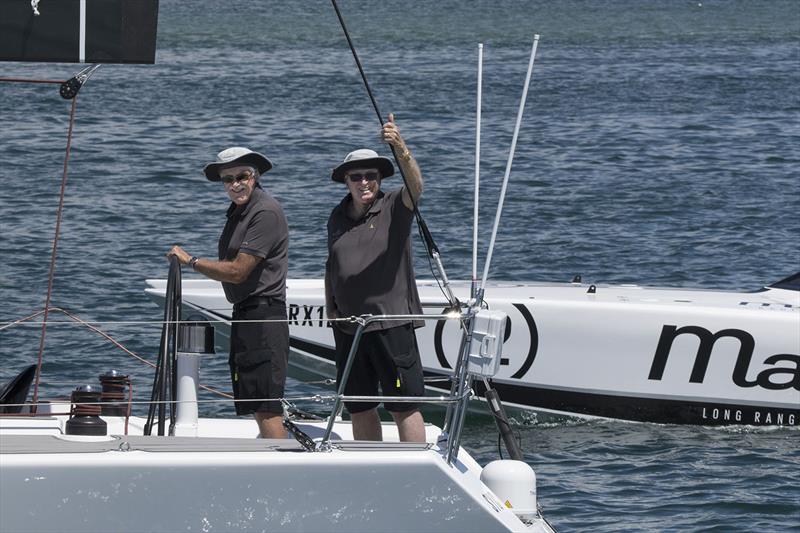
222, 172, 251, 184
348, 172, 379, 182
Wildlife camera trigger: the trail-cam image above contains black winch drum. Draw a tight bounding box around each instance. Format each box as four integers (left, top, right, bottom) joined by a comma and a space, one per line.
65, 385, 107, 436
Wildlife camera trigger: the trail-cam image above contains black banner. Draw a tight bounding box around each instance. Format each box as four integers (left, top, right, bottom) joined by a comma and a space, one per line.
0, 0, 159, 64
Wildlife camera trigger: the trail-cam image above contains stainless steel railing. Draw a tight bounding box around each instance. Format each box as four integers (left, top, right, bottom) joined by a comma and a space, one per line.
317, 310, 476, 463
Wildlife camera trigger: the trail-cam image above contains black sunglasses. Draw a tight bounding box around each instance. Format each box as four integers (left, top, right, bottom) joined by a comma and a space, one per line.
221, 170, 254, 184
346, 171, 380, 183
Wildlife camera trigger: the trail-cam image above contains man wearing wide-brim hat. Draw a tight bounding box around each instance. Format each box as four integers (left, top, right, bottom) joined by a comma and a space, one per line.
325, 114, 426, 443
167, 147, 289, 439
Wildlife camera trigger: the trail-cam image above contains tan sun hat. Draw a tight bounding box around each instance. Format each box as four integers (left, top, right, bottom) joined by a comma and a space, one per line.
203, 146, 272, 182
331, 148, 394, 183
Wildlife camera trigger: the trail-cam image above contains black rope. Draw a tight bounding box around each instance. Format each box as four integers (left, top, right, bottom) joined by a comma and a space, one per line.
494, 411, 523, 461
144, 257, 180, 435
484, 381, 525, 461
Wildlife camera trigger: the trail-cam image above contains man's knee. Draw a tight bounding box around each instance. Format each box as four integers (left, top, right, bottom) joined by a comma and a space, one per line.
255, 411, 282, 422
255, 411, 287, 438
389, 408, 419, 421
351, 408, 379, 421
350, 408, 382, 441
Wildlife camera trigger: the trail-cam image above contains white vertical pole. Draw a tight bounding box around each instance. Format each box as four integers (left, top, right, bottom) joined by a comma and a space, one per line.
480, 35, 540, 294
79, 0, 86, 63
173, 353, 200, 436
472, 43, 484, 299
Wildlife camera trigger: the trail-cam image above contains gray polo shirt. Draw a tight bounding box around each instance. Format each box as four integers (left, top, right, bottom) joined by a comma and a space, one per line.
326, 188, 423, 333
218, 186, 288, 304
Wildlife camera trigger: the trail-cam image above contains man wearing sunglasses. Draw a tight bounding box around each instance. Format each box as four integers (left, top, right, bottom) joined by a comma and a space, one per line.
325, 114, 426, 443
167, 147, 289, 439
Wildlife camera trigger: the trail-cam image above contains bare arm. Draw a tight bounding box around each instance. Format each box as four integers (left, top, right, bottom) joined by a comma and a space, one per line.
167, 245, 261, 284
382, 113, 422, 210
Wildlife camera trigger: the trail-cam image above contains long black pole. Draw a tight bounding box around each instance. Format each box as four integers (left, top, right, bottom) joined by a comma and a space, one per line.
330, 0, 445, 261
330, 0, 384, 127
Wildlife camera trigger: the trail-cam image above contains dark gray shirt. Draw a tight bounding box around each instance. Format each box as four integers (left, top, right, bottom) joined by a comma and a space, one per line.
218, 186, 288, 304
326, 189, 423, 333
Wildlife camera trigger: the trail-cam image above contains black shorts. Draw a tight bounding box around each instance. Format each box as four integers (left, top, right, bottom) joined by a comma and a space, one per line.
333, 323, 425, 414
229, 297, 288, 415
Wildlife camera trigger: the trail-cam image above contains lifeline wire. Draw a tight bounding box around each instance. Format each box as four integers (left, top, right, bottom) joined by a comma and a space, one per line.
31, 94, 79, 410
1, 315, 430, 328
0, 306, 234, 400
0, 392, 463, 412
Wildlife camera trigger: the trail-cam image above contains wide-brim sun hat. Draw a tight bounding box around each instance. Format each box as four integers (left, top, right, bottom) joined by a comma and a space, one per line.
203, 146, 273, 182
331, 148, 394, 183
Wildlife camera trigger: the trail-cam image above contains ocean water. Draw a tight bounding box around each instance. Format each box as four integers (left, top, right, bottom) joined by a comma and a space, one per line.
1, 1, 799, 531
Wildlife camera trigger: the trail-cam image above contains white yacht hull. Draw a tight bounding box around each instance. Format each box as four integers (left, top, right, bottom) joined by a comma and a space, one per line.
145, 278, 800, 426
0, 414, 550, 533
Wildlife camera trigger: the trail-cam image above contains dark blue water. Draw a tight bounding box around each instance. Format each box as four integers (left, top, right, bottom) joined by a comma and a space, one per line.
2, 1, 799, 530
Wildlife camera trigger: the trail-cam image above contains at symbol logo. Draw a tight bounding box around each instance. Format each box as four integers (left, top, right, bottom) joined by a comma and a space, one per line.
433, 303, 539, 379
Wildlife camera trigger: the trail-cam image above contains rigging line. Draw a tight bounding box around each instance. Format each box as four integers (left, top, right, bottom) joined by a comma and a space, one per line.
15, 306, 156, 373
479, 35, 540, 296
50, 308, 229, 399
199, 384, 234, 399
0, 77, 64, 85
31, 95, 79, 411
0, 395, 339, 409
2, 314, 456, 328
329, 0, 458, 308
4, 386, 472, 411
0, 310, 46, 331
6, 306, 235, 401
55, 307, 149, 365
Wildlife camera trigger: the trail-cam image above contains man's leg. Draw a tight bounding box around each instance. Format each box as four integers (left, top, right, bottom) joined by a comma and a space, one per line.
334, 328, 381, 440
254, 303, 289, 440
351, 408, 383, 441
375, 325, 426, 443
390, 409, 425, 443
255, 411, 286, 439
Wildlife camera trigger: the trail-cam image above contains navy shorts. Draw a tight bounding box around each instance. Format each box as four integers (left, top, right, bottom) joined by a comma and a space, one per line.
333, 323, 425, 414
229, 297, 288, 415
